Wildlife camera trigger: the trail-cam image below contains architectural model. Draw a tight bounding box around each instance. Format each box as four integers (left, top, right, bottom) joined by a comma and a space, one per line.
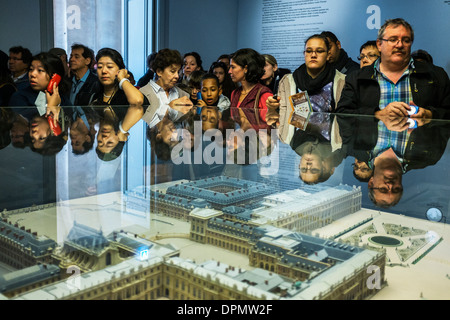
0, 176, 390, 300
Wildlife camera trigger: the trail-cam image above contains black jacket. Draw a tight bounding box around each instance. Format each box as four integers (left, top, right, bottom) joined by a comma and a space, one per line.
72, 71, 100, 106
337, 115, 450, 172
336, 59, 450, 119
333, 49, 359, 75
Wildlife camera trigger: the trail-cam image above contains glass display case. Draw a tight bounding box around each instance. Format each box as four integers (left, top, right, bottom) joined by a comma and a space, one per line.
1, 104, 449, 301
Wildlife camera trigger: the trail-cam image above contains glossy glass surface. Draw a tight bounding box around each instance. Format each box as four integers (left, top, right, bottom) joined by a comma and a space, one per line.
1, 105, 449, 300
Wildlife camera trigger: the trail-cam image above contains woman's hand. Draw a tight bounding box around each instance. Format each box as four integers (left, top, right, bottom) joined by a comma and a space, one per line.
45, 84, 61, 126
170, 96, 193, 114
118, 131, 129, 142
266, 95, 280, 110
117, 69, 129, 82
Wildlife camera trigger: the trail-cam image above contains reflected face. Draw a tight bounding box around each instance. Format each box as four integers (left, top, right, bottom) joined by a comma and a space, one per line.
261, 61, 277, 81
377, 25, 412, 66
369, 162, 403, 207
229, 60, 246, 83
183, 55, 199, 78
29, 60, 50, 91
10, 117, 29, 145
359, 46, 380, 68
201, 78, 221, 106
299, 153, 323, 183
353, 159, 373, 180
157, 119, 179, 148
179, 128, 194, 150
213, 67, 226, 84
97, 56, 120, 87
201, 106, 221, 131
156, 64, 181, 91
30, 116, 51, 149
70, 118, 91, 153
97, 124, 119, 153
304, 38, 329, 75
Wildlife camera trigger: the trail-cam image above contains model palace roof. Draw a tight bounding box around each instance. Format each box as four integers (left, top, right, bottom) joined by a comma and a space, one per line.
165, 176, 274, 206
0, 219, 57, 257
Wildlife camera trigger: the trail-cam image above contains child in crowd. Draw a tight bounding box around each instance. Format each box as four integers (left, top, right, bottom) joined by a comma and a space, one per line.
186, 70, 205, 105
196, 73, 231, 131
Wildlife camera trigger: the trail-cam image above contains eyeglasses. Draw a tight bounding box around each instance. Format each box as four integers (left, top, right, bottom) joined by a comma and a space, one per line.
304, 49, 327, 56
351, 163, 372, 173
357, 54, 380, 61
300, 167, 321, 174
380, 37, 412, 46
369, 185, 403, 194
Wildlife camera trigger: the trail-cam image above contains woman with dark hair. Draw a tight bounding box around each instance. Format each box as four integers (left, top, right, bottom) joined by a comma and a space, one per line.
228, 48, 273, 132
9, 51, 71, 109
140, 48, 194, 161
90, 48, 146, 161
139, 48, 193, 129
181, 52, 204, 85
209, 61, 236, 99
90, 48, 143, 107
8, 52, 71, 154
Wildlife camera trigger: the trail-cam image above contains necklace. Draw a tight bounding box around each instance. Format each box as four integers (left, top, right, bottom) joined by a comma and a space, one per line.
241, 84, 256, 96
103, 87, 116, 99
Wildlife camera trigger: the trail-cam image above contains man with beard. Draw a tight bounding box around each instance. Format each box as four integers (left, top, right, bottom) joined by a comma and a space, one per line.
336, 18, 450, 120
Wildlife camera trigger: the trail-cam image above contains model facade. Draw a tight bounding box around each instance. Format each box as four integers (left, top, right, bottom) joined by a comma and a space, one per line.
1, 176, 385, 300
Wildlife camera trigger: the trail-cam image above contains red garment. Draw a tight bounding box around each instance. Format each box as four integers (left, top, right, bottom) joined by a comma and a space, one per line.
230, 83, 273, 131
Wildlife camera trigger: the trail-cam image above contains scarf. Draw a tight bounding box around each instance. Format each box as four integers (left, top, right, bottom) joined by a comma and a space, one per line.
292, 62, 335, 96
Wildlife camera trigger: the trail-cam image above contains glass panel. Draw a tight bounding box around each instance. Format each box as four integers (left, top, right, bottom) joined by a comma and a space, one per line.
53, 0, 123, 56
126, 0, 148, 81
1, 104, 449, 301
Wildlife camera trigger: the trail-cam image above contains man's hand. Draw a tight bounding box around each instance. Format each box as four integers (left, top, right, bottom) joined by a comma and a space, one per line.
170, 96, 193, 114
377, 115, 431, 132
378, 116, 410, 132
411, 107, 432, 119
375, 102, 410, 118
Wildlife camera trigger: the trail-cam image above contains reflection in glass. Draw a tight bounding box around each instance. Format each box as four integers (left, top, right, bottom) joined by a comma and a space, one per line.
1, 106, 450, 300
